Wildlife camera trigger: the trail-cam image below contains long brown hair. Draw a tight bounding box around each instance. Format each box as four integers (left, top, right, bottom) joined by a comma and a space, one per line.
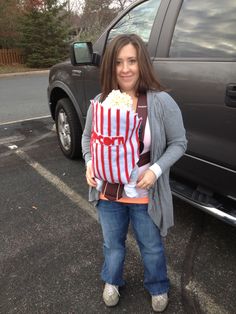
100, 34, 164, 101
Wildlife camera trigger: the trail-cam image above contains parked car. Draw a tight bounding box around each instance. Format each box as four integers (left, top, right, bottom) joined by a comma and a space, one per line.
48, 0, 236, 226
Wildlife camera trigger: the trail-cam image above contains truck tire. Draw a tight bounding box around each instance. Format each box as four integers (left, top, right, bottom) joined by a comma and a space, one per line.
55, 98, 82, 159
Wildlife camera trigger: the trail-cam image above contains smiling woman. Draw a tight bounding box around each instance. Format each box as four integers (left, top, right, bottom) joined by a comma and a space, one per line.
116, 43, 139, 100
47, 0, 236, 310
82, 33, 187, 312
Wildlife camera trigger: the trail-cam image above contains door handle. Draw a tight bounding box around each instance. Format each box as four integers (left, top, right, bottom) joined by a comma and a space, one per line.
72, 69, 82, 77
225, 83, 236, 108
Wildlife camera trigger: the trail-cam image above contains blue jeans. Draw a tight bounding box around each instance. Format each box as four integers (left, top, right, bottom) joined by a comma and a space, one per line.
97, 200, 169, 295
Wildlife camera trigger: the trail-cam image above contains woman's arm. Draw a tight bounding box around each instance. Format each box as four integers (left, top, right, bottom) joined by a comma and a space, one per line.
153, 92, 188, 174
81, 103, 93, 165
81, 104, 97, 187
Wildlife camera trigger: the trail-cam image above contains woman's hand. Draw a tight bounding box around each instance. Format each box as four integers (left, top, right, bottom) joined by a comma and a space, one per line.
136, 169, 156, 190
85, 160, 97, 187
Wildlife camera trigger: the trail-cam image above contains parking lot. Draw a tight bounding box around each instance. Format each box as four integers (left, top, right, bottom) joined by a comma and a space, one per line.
0, 116, 235, 314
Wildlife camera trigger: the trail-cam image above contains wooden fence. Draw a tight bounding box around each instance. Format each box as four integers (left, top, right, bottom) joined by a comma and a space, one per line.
0, 49, 24, 65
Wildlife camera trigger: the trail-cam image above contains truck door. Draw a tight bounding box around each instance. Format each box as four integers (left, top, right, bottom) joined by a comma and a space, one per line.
153, 0, 236, 199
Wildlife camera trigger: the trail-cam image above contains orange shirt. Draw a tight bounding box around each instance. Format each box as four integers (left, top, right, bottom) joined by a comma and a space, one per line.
99, 193, 149, 204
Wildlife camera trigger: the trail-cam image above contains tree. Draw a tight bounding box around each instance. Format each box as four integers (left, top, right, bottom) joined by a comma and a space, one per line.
0, 0, 22, 48
78, 0, 118, 42
19, 0, 70, 67
69, 0, 136, 42
112, 0, 134, 11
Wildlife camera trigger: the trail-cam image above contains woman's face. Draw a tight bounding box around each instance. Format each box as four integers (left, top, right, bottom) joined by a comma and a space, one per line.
116, 43, 140, 97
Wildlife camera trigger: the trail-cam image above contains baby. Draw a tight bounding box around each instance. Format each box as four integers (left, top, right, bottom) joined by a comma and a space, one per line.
91, 90, 142, 198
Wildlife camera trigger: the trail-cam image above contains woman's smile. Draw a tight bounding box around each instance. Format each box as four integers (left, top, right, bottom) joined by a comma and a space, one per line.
116, 43, 139, 97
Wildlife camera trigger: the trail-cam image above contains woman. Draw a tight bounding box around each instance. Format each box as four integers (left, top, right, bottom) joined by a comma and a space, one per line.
82, 34, 187, 312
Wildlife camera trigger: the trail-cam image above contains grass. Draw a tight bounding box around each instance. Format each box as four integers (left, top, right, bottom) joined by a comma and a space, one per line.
0, 64, 48, 74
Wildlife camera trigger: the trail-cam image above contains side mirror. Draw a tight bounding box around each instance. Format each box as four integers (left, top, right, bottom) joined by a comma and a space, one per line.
70, 42, 93, 65
70, 41, 100, 66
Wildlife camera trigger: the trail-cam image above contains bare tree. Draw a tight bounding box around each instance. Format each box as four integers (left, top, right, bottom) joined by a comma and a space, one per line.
66, 0, 134, 13
66, 0, 135, 42
78, 0, 117, 42
66, 0, 84, 13
112, 0, 134, 11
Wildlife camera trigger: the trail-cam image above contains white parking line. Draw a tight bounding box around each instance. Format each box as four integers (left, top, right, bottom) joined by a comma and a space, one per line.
15, 148, 98, 221
186, 280, 228, 314
0, 135, 25, 145
0, 115, 51, 126
14, 148, 227, 314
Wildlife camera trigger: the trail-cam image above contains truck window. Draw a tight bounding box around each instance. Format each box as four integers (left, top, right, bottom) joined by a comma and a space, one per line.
108, 0, 161, 43
169, 0, 236, 58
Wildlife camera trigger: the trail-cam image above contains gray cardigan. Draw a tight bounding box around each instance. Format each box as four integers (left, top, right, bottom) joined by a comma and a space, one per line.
81, 91, 187, 236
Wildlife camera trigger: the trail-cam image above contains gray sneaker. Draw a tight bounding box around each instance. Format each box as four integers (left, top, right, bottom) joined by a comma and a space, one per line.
152, 293, 168, 312
103, 283, 120, 307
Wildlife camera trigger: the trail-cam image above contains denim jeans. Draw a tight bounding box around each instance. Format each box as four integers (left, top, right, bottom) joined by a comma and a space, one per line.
97, 200, 169, 295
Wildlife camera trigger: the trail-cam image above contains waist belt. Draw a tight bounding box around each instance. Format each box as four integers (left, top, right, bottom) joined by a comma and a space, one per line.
102, 150, 150, 201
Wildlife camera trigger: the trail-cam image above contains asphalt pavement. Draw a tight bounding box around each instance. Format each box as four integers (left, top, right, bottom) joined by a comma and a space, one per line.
0, 71, 50, 124
0, 116, 235, 314
0, 70, 236, 313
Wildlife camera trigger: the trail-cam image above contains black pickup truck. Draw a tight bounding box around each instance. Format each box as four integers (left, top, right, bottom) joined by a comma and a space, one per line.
48, 0, 236, 226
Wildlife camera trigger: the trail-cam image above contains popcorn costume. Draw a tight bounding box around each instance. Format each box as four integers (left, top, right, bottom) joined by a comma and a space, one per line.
91, 90, 142, 197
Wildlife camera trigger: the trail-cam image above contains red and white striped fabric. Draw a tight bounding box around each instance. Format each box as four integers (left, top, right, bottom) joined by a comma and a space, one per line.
91, 100, 141, 184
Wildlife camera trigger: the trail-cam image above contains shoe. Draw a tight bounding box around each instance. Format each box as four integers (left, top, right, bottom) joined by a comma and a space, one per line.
152, 293, 168, 312
103, 283, 120, 307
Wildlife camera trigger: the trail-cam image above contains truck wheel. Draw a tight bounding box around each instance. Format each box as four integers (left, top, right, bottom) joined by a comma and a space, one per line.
55, 98, 82, 159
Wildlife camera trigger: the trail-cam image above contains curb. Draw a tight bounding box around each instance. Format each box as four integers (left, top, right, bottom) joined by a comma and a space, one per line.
0, 70, 49, 78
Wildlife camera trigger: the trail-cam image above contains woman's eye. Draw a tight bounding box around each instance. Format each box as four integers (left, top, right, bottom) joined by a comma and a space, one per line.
129, 59, 136, 64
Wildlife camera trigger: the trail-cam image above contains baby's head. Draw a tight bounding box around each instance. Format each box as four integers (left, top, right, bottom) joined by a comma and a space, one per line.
102, 90, 133, 111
